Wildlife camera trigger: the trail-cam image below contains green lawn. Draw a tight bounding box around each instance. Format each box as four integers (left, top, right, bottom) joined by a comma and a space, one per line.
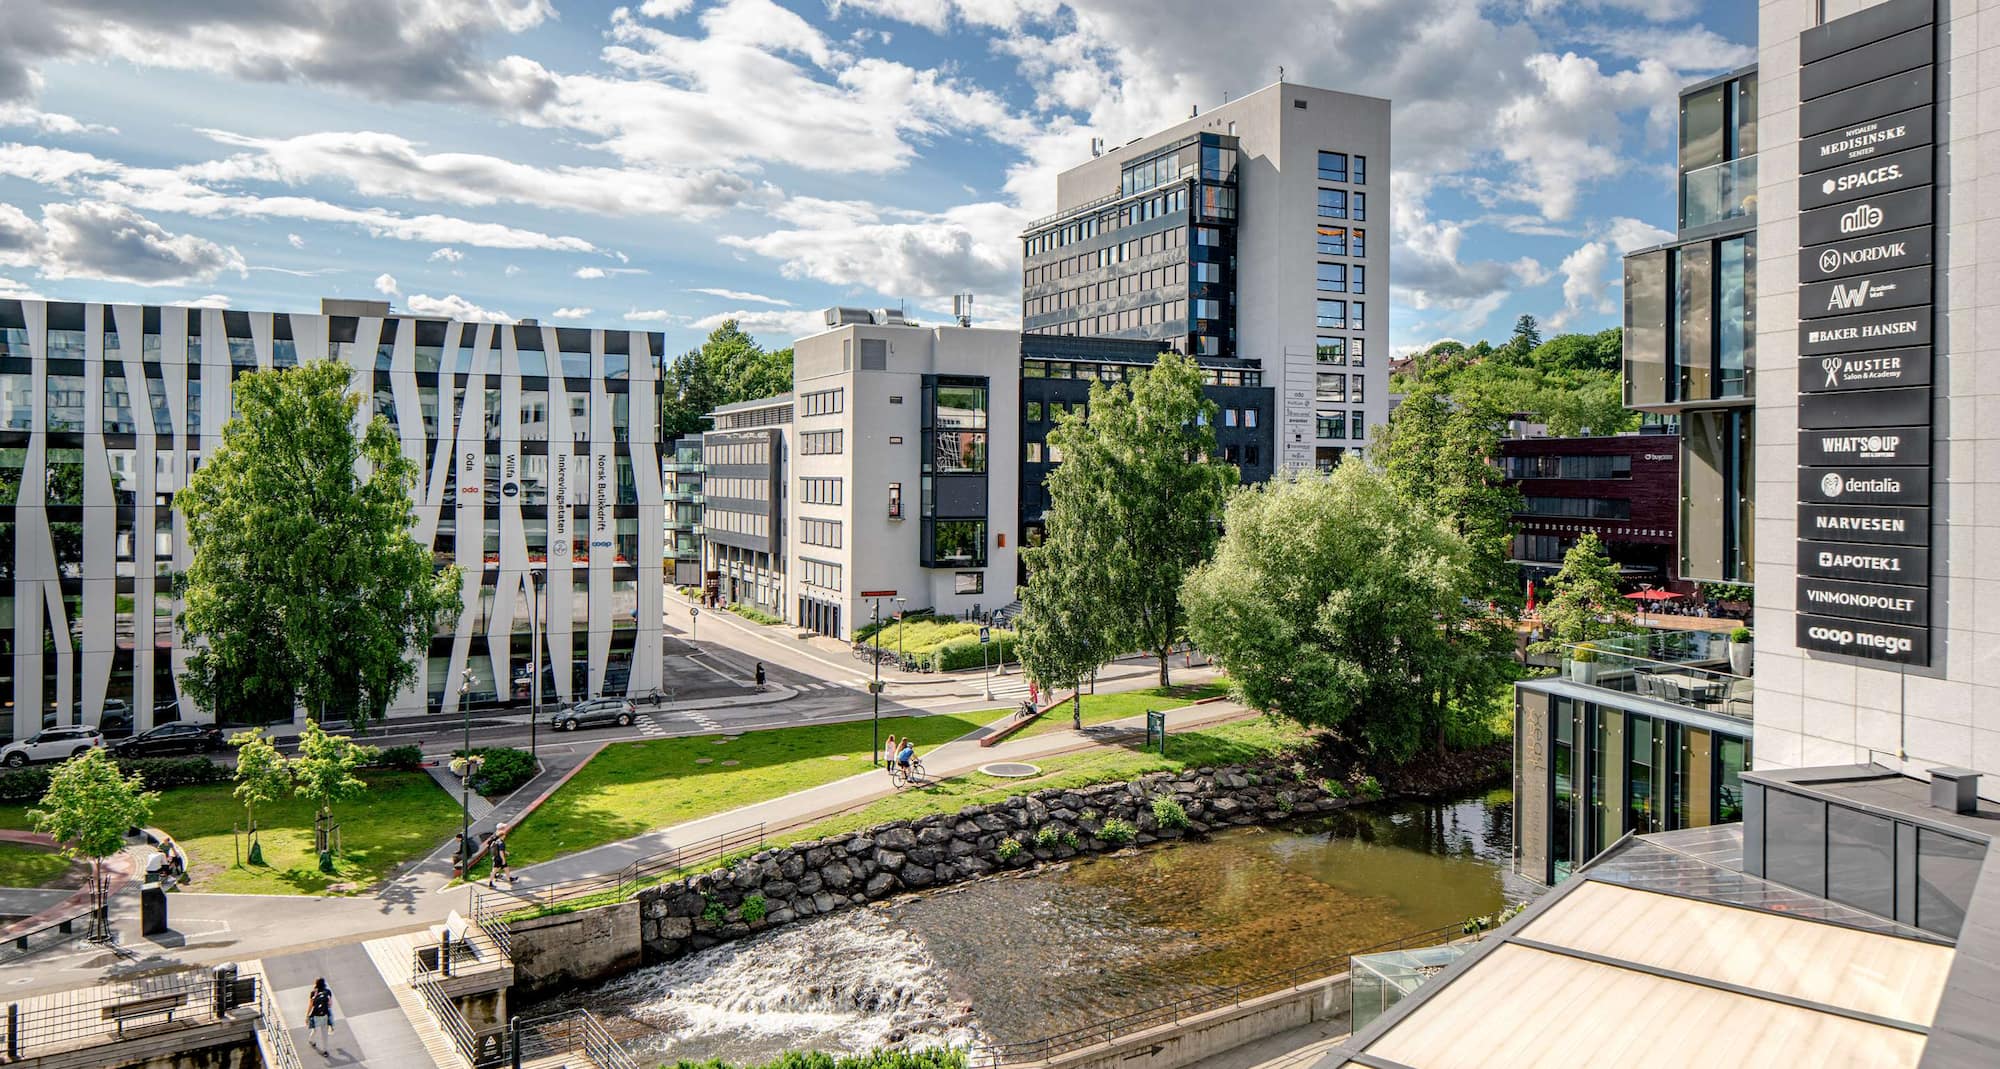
504, 712, 991, 869
780, 714, 1306, 847
1012, 681, 1231, 739
0, 840, 75, 888
0, 770, 462, 896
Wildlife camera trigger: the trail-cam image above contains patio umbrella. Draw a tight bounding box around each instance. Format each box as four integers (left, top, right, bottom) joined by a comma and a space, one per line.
1525, 580, 1536, 613
1624, 589, 1681, 602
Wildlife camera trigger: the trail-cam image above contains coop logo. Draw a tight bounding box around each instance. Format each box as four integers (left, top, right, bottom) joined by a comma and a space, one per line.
1825, 278, 1898, 313
1806, 624, 1915, 655
1823, 164, 1903, 198
1821, 472, 1846, 498
1839, 203, 1884, 234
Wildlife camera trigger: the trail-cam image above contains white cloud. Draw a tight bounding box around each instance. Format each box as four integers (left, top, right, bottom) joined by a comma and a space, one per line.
185, 293, 231, 308
0, 275, 42, 299
406, 293, 513, 322
286, 232, 305, 248
622, 309, 678, 322
1527, 0, 1701, 21
1604, 215, 1675, 254
374, 272, 399, 296
0, 104, 114, 135
1388, 182, 1547, 334
689, 287, 790, 306
550, 306, 593, 319
721, 195, 1021, 314
504, 264, 521, 277
429, 246, 463, 262
573, 265, 649, 279
1548, 241, 1615, 330
0, 199, 247, 286
1588, 25, 1756, 72
689, 307, 828, 342
638, 0, 696, 17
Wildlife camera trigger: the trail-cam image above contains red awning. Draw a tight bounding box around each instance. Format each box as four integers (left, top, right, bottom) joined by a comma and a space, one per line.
1623, 589, 1681, 602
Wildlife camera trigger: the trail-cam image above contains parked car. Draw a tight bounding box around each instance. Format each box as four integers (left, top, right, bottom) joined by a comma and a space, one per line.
2, 726, 105, 766
113, 722, 225, 758
549, 696, 637, 732
99, 699, 133, 738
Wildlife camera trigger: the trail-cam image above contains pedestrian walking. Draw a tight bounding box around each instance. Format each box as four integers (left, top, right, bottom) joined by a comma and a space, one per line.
489, 823, 513, 887
451, 831, 470, 878
883, 734, 899, 774
305, 978, 335, 1055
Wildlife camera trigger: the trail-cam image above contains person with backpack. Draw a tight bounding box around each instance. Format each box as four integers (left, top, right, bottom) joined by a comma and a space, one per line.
305, 978, 335, 1055
488, 823, 513, 887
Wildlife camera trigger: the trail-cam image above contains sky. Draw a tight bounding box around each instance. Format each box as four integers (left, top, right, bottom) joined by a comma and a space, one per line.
0, 0, 1755, 357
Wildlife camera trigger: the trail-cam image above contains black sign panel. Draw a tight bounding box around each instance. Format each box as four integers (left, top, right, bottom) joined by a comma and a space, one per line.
1800, 105, 1934, 175
1799, 347, 1931, 393
1801, 67, 1933, 138
1798, 539, 1930, 584
1800, 227, 1932, 283
1800, 185, 1932, 246
1798, 466, 1930, 507
1802, 28, 1933, 102
1801, 0, 1934, 66
1799, 306, 1931, 357
1799, 265, 1932, 320
1799, 386, 1931, 430
1796, 577, 1928, 627
1801, 427, 1930, 467
1798, 503, 1930, 546
1796, 613, 1931, 664
1799, 145, 1934, 211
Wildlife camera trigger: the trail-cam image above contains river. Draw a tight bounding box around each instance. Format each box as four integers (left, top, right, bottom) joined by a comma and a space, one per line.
537, 789, 1522, 1065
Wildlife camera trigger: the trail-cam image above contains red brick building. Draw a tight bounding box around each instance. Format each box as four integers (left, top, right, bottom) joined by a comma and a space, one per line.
1501, 427, 1684, 592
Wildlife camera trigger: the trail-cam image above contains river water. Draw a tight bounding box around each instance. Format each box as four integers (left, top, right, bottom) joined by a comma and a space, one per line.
541, 790, 1522, 1065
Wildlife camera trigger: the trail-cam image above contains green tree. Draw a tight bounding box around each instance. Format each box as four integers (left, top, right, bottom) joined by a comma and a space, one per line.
1531, 533, 1633, 653
230, 727, 289, 865
1016, 492, 1118, 728
178, 360, 462, 727
1030, 353, 1237, 686
291, 719, 375, 860
1375, 381, 1522, 606
1508, 314, 1542, 356
659, 321, 795, 439
32, 750, 155, 938
1182, 466, 1513, 761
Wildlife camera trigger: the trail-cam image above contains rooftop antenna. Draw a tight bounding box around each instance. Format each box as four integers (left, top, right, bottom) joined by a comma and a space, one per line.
952, 294, 974, 328
1090, 136, 1104, 157
1278, 65, 1285, 84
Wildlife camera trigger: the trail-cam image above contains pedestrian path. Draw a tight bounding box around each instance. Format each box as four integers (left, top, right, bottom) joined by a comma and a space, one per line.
506, 698, 1256, 888
262, 939, 433, 1067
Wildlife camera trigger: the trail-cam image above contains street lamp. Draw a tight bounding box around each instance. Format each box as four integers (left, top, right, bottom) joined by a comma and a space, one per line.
871, 598, 883, 766
528, 570, 542, 766
457, 667, 475, 885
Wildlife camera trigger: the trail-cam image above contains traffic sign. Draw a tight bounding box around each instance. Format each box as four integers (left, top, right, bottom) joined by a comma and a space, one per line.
690, 607, 700, 617
979, 627, 991, 645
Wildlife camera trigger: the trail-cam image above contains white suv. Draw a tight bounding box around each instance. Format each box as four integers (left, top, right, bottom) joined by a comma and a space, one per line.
2, 726, 105, 767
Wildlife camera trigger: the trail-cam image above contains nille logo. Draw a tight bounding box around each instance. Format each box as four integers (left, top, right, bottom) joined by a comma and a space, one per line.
1839, 203, 1884, 234
1819, 249, 1842, 273
1827, 279, 1873, 311
1821, 472, 1846, 498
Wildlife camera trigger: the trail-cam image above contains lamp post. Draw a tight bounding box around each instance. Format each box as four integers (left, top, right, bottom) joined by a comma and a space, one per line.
529, 570, 542, 766
871, 598, 883, 766
458, 667, 475, 885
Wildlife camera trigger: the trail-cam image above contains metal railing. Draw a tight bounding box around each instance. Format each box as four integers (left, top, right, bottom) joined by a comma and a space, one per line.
1559, 642, 1753, 720
478, 822, 766, 918
3, 968, 237, 1059
470, 891, 515, 958
511, 1009, 637, 1069
966, 923, 1467, 1066
414, 977, 493, 1068
254, 979, 306, 1069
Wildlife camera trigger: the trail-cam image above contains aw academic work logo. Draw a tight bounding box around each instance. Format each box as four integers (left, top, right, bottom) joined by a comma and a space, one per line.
1826, 278, 1879, 312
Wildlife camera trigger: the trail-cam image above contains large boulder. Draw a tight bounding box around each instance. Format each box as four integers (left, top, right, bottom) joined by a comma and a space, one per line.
864, 871, 899, 898
874, 849, 907, 871
877, 827, 919, 851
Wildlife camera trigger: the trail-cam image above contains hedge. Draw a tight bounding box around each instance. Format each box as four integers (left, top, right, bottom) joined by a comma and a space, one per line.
928, 633, 1019, 672
371, 745, 426, 771
456, 747, 537, 798
728, 603, 783, 626
666, 1051, 967, 1069
0, 756, 229, 803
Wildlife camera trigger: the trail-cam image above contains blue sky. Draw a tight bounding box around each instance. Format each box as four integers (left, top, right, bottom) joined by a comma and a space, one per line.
0, 0, 1754, 356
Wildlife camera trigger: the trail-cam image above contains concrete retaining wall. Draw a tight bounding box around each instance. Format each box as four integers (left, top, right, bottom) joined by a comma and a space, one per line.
1025, 973, 1350, 1069
506, 898, 642, 999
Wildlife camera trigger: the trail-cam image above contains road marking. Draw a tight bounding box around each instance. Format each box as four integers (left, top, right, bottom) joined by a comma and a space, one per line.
634, 714, 668, 737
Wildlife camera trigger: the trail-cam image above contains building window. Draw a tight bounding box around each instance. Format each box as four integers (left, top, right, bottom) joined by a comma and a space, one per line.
888, 482, 903, 519
1316, 226, 1347, 256
1506, 454, 1633, 480
1316, 373, 1346, 402
955, 571, 984, 595
802, 558, 842, 591
802, 477, 844, 505
802, 388, 844, 416
1352, 410, 1365, 439
1316, 299, 1346, 329
1353, 155, 1366, 185
1351, 376, 1365, 403
1520, 496, 1632, 519
1243, 407, 1257, 428
1352, 228, 1366, 257
801, 430, 844, 455
1350, 265, 1365, 294
801, 518, 843, 548
1352, 302, 1366, 330
1316, 338, 1346, 365
1025, 442, 1043, 463
1317, 413, 1346, 439
1316, 263, 1347, 292
1317, 189, 1347, 219
1352, 338, 1365, 367
931, 520, 986, 567
930, 381, 988, 474
1352, 192, 1366, 221
1195, 299, 1221, 321
1317, 151, 1348, 182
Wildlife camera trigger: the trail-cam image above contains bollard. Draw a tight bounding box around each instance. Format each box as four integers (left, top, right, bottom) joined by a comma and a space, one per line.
510, 1015, 523, 1069
8, 1002, 18, 1060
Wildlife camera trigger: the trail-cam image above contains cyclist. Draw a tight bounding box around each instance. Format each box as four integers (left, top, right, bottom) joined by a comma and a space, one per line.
896, 739, 917, 784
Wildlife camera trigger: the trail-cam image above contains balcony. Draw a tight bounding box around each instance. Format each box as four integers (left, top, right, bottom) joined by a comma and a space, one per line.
1557, 632, 1751, 720
1680, 155, 1757, 231
663, 459, 703, 473
665, 486, 704, 504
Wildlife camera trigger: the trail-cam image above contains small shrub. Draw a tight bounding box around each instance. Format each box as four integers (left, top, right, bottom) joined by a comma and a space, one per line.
0, 767, 53, 803
996, 838, 1023, 862
727, 603, 783, 625
1730, 626, 1754, 643
1061, 830, 1079, 849
1358, 775, 1384, 799
118, 756, 230, 789
1320, 778, 1349, 799
701, 894, 726, 925
1290, 761, 1311, 783
1570, 642, 1598, 663
1151, 794, 1189, 830
373, 744, 425, 770
1034, 824, 1062, 848
1081, 807, 1098, 822
741, 893, 768, 924
1097, 818, 1136, 845
1277, 794, 1295, 815
460, 747, 536, 797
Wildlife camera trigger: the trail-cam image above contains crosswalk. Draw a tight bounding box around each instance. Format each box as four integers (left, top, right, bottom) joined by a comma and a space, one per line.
634, 713, 668, 736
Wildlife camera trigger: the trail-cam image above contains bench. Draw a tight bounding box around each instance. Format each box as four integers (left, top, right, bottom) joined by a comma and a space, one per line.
101, 992, 187, 1034
426, 910, 477, 965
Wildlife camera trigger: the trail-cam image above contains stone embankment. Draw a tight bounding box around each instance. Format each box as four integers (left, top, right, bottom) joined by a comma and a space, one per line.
636, 761, 1359, 959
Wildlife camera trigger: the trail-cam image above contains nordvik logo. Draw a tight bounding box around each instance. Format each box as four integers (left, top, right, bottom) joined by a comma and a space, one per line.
1824, 164, 1903, 197
1839, 203, 1884, 234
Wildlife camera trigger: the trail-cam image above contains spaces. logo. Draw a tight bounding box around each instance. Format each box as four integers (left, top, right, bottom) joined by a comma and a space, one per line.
1821, 472, 1846, 498
1823, 164, 1903, 198
1839, 203, 1884, 234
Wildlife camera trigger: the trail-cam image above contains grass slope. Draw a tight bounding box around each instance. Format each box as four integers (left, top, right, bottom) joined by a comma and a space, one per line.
0, 841, 75, 888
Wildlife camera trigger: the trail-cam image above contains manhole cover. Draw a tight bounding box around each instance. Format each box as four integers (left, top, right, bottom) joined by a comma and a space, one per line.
980, 762, 1041, 778
826, 754, 850, 761
695, 757, 713, 764
719, 760, 739, 767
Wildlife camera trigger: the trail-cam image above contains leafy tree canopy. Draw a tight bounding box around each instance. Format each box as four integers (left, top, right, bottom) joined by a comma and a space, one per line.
1396, 327, 1632, 437
661, 320, 795, 440
32, 750, 155, 862
1531, 533, 1633, 653
1375, 381, 1522, 607
177, 361, 462, 726
1182, 465, 1514, 761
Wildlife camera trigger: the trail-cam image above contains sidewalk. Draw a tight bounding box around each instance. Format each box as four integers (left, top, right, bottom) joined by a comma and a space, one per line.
506, 698, 1257, 887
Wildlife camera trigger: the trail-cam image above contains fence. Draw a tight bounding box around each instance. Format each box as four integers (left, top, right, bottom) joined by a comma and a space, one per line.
511, 1009, 638, 1069
966, 923, 1466, 1066
253, 979, 305, 1069
413, 977, 494, 1067
2, 967, 246, 1059
478, 822, 766, 918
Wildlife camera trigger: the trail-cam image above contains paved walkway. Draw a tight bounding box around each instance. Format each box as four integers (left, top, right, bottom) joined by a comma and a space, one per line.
506, 698, 1254, 887
262, 940, 431, 1067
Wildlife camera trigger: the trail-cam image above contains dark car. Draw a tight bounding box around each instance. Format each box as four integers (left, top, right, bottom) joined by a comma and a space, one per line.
113, 722, 225, 757
548, 697, 636, 732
